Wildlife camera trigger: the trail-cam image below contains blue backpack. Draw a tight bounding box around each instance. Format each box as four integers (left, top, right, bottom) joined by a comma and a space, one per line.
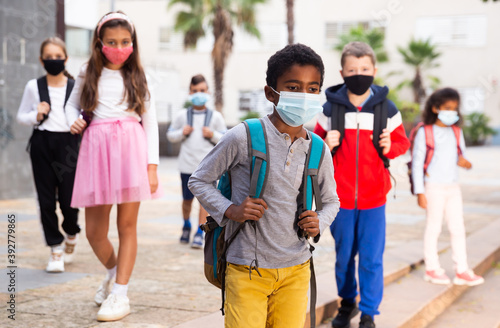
200, 118, 325, 327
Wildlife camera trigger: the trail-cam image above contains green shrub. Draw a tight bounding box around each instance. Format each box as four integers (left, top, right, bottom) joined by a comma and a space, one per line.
240, 111, 261, 121
463, 112, 497, 145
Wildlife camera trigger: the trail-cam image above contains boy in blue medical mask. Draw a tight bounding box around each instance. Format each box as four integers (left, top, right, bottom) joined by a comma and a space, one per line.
188, 44, 340, 328
167, 74, 227, 248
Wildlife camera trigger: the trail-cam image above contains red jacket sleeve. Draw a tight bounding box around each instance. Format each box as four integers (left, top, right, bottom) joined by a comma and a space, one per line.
385, 123, 410, 159
313, 121, 327, 139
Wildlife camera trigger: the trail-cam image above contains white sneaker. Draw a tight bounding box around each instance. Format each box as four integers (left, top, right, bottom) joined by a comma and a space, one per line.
46, 250, 64, 273
95, 276, 115, 306
96, 294, 130, 322
64, 234, 78, 264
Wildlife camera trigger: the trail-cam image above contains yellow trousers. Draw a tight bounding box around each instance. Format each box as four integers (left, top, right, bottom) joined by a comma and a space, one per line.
224, 260, 310, 328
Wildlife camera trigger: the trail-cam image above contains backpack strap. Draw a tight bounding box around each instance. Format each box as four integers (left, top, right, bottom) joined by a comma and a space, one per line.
330, 103, 345, 156
186, 107, 193, 127
36, 76, 50, 126
219, 118, 269, 315
36, 76, 75, 127
204, 109, 216, 145
204, 109, 213, 127
303, 132, 325, 213
423, 124, 435, 173
64, 78, 75, 107
243, 118, 269, 199
451, 125, 463, 156
373, 100, 390, 168
37, 76, 51, 105
302, 131, 325, 328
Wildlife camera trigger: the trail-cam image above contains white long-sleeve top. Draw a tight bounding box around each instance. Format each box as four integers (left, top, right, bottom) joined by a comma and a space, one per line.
411, 125, 467, 194
16, 79, 72, 132
167, 108, 226, 174
66, 65, 159, 165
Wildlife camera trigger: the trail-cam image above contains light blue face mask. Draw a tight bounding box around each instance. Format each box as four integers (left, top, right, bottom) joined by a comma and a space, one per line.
437, 110, 459, 126
271, 88, 323, 127
189, 92, 210, 107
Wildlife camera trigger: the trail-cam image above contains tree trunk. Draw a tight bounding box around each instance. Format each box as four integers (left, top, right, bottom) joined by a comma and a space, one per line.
212, 4, 233, 113
286, 0, 294, 45
412, 66, 426, 104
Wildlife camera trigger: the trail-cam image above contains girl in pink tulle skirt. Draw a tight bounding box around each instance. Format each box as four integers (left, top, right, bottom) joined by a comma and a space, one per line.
66, 11, 161, 322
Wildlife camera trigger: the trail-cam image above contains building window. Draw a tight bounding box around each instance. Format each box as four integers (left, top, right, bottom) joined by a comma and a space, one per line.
458, 87, 486, 114
65, 27, 92, 57
238, 90, 273, 115
415, 15, 487, 47
234, 23, 287, 52
324, 21, 377, 49
159, 27, 184, 51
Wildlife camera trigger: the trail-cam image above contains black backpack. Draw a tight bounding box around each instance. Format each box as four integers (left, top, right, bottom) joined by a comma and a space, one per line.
26, 76, 75, 152
325, 99, 390, 168
36, 75, 75, 126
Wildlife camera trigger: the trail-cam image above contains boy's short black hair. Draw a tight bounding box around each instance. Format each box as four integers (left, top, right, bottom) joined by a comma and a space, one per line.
190, 74, 207, 87
266, 43, 324, 90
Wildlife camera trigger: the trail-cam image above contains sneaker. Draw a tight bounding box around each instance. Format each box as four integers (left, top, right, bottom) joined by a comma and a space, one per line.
359, 314, 375, 328
453, 269, 485, 286
424, 268, 451, 285
64, 234, 78, 264
46, 250, 64, 273
95, 276, 115, 306
180, 226, 191, 244
191, 232, 204, 249
96, 294, 130, 322
332, 299, 359, 328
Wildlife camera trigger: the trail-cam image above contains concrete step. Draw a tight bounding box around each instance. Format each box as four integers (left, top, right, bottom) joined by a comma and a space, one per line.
174, 239, 443, 328
426, 261, 500, 328
375, 219, 500, 328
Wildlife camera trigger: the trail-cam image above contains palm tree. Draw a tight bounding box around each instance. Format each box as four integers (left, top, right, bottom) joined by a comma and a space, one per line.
168, 0, 266, 112
397, 38, 441, 104
335, 25, 388, 64
286, 0, 294, 44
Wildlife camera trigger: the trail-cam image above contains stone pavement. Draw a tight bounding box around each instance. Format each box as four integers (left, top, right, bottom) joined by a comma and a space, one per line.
0, 146, 499, 328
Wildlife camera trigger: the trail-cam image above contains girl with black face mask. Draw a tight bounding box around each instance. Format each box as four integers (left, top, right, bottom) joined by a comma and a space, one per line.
16, 37, 81, 274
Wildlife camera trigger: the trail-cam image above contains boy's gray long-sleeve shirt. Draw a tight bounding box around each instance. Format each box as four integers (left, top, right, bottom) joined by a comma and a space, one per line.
189, 115, 340, 269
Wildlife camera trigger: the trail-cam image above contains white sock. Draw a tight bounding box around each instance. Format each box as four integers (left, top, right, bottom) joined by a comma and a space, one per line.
111, 283, 128, 297
51, 244, 64, 253
106, 266, 117, 281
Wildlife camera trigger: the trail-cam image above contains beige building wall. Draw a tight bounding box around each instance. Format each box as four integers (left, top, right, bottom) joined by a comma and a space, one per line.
67, 0, 500, 139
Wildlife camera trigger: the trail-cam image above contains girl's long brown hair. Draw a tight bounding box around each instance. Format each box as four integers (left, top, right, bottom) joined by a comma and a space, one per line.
80, 11, 150, 116
40, 37, 74, 80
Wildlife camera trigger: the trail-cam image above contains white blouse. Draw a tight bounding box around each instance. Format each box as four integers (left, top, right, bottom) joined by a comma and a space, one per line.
16, 79, 72, 132
65, 65, 160, 165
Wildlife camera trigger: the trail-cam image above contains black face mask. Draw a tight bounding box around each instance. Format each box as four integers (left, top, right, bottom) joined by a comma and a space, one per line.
43, 59, 66, 76
343, 75, 374, 95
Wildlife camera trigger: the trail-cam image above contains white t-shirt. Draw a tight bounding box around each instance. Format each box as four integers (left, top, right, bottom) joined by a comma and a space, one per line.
167, 108, 227, 174
411, 124, 467, 194
66, 65, 160, 165
16, 79, 72, 132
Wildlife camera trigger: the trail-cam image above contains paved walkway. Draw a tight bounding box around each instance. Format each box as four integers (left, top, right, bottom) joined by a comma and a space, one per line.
0, 146, 499, 327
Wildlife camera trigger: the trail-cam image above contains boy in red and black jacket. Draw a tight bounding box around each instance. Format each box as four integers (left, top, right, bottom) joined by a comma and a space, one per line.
314, 42, 409, 328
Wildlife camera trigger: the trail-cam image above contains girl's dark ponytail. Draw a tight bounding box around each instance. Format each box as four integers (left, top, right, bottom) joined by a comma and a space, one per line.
63, 70, 74, 80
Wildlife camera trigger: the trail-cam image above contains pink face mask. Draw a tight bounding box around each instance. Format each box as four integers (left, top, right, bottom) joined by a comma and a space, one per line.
101, 44, 133, 65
